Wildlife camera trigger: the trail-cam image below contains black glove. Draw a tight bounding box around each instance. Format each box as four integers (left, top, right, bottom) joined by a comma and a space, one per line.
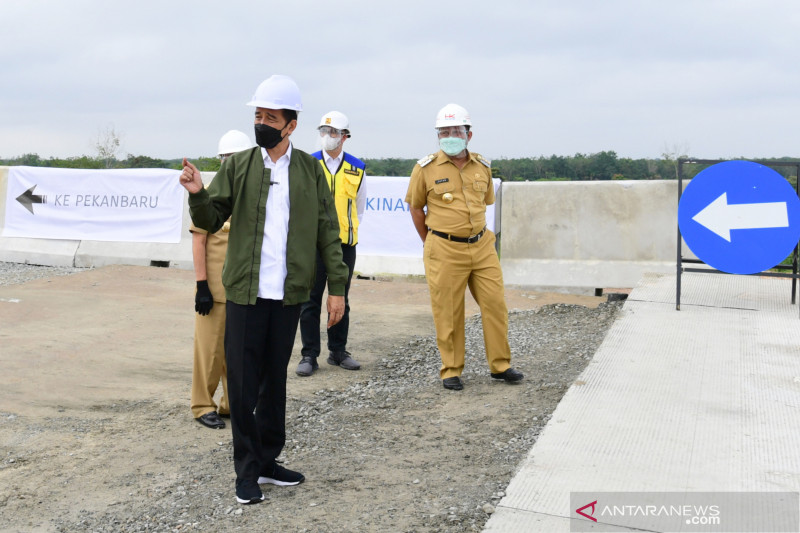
195, 280, 214, 315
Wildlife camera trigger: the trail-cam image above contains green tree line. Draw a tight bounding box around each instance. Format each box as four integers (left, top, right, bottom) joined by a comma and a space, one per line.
3, 151, 799, 185
364, 152, 800, 185
0, 153, 223, 172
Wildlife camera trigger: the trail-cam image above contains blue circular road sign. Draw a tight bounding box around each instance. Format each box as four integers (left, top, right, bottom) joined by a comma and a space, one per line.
678, 160, 800, 275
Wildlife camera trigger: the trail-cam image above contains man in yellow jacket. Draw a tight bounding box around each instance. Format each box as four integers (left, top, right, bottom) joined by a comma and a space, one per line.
297, 111, 366, 376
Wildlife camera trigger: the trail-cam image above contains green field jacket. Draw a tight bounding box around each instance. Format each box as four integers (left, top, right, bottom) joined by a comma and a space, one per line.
187, 146, 347, 306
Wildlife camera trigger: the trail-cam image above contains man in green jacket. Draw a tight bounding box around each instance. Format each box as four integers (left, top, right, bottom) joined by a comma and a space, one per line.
179, 74, 348, 506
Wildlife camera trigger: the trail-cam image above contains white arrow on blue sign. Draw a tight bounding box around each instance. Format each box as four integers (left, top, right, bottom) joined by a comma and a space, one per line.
678, 160, 800, 275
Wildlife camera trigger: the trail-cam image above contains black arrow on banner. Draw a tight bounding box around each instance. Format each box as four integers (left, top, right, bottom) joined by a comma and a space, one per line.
16, 185, 46, 214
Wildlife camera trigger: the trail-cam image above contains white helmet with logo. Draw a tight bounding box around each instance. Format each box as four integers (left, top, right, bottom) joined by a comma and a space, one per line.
435, 103, 471, 128
319, 110, 351, 137
217, 130, 254, 156
246, 74, 303, 111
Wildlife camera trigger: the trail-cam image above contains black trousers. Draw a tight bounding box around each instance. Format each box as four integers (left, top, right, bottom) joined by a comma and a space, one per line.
299, 244, 356, 357
225, 298, 301, 488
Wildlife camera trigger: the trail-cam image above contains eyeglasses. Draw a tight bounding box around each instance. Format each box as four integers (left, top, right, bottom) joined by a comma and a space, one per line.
319, 126, 343, 137
436, 126, 467, 138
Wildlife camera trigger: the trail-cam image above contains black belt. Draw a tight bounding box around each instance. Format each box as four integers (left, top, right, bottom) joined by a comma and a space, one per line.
429, 227, 485, 244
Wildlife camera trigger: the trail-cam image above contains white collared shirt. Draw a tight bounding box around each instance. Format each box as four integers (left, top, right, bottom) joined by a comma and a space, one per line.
323, 150, 367, 219
323, 151, 342, 177
258, 144, 292, 300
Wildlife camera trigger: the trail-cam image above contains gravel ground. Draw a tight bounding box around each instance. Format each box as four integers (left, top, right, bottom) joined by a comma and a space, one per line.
1, 262, 623, 532
0, 261, 89, 287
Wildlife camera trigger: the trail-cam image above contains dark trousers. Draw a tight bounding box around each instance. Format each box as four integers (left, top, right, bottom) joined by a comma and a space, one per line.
299, 244, 356, 357
225, 298, 301, 488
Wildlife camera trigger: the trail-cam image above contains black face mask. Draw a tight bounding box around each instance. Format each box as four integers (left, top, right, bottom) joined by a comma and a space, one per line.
254, 123, 286, 149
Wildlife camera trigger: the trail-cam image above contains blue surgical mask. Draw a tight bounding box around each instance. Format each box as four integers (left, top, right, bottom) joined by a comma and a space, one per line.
439, 137, 467, 156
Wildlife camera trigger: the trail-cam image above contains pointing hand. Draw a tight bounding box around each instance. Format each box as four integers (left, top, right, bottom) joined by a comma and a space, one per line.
180, 158, 203, 194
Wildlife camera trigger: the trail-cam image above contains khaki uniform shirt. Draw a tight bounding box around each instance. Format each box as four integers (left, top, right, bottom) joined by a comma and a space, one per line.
190, 220, 230, 303
405, 150, 493, 237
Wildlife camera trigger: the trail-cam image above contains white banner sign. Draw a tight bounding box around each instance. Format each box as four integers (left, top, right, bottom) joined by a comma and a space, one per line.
3, 166, 184, 243
358, 176, 499, 257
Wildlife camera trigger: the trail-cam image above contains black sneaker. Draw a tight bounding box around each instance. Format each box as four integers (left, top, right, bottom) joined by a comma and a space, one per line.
258, 463, 305, 486
295, 356, 319, 377
235, 482, 265, 505
327, 350, 361, 370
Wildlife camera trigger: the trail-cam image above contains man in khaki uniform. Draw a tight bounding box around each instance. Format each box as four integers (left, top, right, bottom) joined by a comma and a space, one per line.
190, 130, 253, 428
405, 103, 523, 391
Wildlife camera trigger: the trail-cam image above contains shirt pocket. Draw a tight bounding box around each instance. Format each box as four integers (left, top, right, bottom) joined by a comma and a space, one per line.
432, 181, 455, 196
472, 180, 488, 192
342, 172, 360, 199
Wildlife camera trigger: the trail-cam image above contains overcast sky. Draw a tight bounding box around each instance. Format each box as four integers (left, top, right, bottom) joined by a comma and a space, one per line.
3, 0, 799, 162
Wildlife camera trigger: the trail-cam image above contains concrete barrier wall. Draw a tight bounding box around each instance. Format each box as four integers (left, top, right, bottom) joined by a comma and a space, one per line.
0, 166, 684, 289
500, 180, 679, 290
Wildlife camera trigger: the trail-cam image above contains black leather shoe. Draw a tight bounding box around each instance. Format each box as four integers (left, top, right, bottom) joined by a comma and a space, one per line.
442, 377, 464, 390
196, 411, 226, 429
490, 368, 524, 382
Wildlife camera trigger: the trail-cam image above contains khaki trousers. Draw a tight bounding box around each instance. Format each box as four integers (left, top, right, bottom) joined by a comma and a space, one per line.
423, 230, 512, 379
190, 302, 229, 418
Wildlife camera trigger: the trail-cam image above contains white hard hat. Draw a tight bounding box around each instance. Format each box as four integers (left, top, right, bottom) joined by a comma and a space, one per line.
319, 111, 351, 137
435, 103, 471, 128
246, 74, 303, 111
217, 130, 253, 156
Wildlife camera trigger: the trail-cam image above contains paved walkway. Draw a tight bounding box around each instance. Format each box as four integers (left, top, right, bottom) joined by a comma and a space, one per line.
485, 272, 800, 532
